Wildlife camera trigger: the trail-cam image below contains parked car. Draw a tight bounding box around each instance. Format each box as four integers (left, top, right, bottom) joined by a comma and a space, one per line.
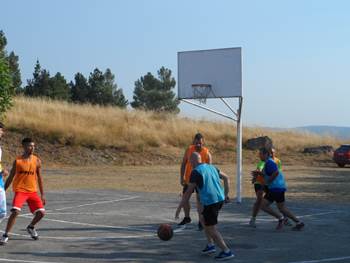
333, 145, 350, 167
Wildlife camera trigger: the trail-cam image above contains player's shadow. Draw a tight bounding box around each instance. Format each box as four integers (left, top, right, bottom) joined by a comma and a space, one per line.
10, 218, 259, 262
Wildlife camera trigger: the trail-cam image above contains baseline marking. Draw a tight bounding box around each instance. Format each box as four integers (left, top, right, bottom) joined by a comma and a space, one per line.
288, 256, 350, 263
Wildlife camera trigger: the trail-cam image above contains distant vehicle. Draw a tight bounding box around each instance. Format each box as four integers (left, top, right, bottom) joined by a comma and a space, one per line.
333, 145, 350, 167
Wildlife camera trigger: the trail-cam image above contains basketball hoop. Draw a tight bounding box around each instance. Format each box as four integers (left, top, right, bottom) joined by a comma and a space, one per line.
192, 84, 212, 104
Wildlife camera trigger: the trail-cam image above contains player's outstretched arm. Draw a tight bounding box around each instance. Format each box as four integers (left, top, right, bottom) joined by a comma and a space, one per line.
4, 161, 16, 191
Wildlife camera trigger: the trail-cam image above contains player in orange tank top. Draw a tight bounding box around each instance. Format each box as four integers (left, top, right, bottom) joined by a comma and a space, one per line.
178, 133, 212, 228
0, 138, 46, 245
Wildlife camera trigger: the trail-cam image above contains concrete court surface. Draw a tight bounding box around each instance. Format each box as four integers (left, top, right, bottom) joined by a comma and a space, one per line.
0, 190, 349, 263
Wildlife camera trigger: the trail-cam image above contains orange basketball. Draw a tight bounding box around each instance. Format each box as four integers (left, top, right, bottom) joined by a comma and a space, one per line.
157, 224, 173, 241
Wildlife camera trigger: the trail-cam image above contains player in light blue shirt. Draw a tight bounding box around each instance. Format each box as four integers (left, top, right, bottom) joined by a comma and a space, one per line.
175, 152, 234, 260
0, 122, 8, 221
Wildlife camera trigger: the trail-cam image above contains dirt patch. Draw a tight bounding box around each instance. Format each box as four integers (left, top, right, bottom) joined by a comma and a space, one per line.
38, 164, 350, 204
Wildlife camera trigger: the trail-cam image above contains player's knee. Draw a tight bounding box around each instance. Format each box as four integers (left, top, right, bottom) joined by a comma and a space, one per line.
11, 209, 20, 216
35, 210, 45, 217
256, 195, 263, 204
276, 203, 285, 211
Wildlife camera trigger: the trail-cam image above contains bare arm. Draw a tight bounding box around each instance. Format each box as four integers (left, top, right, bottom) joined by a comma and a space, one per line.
180, 149, 188, 186
4, 161, 16, 191
207, 152, 212, 164
219, 171, 230, 199
36, 159, 46, 205
175, 183, 196, 219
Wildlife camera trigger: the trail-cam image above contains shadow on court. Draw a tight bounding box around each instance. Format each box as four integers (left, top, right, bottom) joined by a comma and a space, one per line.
0, 189, 350, 263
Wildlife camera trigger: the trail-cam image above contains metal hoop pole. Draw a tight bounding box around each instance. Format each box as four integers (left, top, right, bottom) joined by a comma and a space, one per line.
236, 96, 243, 203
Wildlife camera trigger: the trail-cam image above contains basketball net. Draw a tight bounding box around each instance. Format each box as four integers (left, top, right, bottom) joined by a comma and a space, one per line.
192, 84, 212, 104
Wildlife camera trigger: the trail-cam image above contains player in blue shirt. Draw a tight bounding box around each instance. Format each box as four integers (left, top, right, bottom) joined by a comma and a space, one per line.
253, 147, 304, 230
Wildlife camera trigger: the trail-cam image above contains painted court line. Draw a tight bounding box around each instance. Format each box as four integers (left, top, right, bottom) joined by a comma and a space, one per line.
21, 215, 153, 232
288, 256, 350, 263
44, 211, 175, 222
1, 195, 139, 220
53, 195, 139, 211
0, 228, 156, 240
0, 258, 65, 263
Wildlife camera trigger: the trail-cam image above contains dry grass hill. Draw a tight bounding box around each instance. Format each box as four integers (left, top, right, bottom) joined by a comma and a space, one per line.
0, 97, 344, 167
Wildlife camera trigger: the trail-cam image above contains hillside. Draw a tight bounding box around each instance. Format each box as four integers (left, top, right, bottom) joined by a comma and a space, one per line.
296, 125, 350, 140
0, 97, 344, 167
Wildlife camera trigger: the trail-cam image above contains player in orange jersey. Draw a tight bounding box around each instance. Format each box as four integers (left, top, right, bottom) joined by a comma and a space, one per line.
178, 133, 212, 229
0, 138, 46, 245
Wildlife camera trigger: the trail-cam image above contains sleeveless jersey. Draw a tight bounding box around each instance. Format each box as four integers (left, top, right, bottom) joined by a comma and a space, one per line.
263, 157, 286, 191
194, 164, 225, 206
13, 155, 39, 193
184, 145, 210, 183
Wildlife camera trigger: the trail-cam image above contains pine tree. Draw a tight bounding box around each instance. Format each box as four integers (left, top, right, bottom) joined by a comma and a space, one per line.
71, 72, 90, 103
131, 67, 179, 113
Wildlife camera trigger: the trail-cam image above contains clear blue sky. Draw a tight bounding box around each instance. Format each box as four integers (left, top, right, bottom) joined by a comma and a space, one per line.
1, 0, 349, 128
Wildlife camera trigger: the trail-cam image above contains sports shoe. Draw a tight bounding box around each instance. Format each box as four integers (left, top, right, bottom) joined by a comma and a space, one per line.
178, 217, 191, 226
292, 222, 305, 231
27, 225, 39, 240
276, 218, 284, 230
0, 234, 8, 245
283, 217, 293, 226
198, 221, 203, 231
202, 244, 216, 254
249, 218, 256, 228
215, 250, 235, 261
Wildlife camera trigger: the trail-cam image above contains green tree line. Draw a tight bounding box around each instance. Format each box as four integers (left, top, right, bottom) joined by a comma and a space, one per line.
0, 30, 179, 117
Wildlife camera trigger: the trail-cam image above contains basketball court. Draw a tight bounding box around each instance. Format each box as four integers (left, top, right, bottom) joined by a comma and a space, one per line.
0, 189, 349, 263
0, 49, 348, 263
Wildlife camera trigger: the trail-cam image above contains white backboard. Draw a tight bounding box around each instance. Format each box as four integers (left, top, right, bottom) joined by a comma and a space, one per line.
177, 47, 242, 99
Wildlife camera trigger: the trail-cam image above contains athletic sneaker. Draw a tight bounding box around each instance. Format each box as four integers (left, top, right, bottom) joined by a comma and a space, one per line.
283, 217, 293, 226
178, 217, 191, 226
249, 218, 256, 228
292, 222, 305, 231
202, 244, 216, 254
0, 234, 8, 245
27, 225, 39, 240
215, 250, 235, 261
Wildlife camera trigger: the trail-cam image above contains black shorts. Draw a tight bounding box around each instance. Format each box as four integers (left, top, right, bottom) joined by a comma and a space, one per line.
254, 184, 265, 192
264, 191, 285, 203
182, 184, 198, 194
202, 201, 224, 226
